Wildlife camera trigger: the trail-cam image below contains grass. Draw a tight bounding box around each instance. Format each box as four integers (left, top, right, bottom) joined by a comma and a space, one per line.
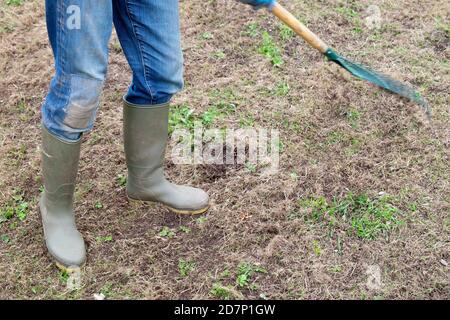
259, 31, 284, 67
7, 144, 27, 167
210, 282, 234, 300
209, 262, 268, 299
0, 191, 29, 223
94, 201, 103, 209
5, 0, 23, 6
274, 82, 290, 97
336, 5, 363, 34
235, 262, 267, 288
346, 109, 362, 128
0, 0, 448, 300
158, 227, 175, 239
169, 105, 196, 133
298, 193, 403, 240
1, 234, 11, 244
179, 226, 191, 234
116, 174, 127, 187
279, 24, 295, 41
169, 99, 235, 133
178, 259, 196, 277
245, 22, 260, 38
95, 235, 113, 243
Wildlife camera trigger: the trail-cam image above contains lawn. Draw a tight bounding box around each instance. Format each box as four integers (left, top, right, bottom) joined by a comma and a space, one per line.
0, 0, 448, 299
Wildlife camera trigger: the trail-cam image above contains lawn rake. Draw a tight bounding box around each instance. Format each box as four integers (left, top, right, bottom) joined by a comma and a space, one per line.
270, 3, 431, 118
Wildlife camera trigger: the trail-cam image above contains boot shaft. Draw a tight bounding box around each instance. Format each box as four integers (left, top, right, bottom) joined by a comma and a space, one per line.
41, 127, 81, 206
123, 99, 169, 169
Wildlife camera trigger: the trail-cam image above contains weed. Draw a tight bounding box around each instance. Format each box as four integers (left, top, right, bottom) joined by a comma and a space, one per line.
245, 162, 257, 173
435, 17, 450, 36
169, 104, 195, 133
0, 192, 29, 223
211, 282, 233, 300
201, 32, 213, 40
346, 109, 361, 128
298, 193, 403, 240
178, 259, 195, 277
7, 144, 27, 166
116, 174, 127, 187
245, 22, 260, 38
279, 24, 294, 41
220, 269, 231, 278
274, 82, 290, 96
273, 138, 285, 153
213, 50, 226, 59
259, 31, 283, 67
326, 131, 345, 145
96, 235, 113, 243
94, 201, 103, 209
290, 172, 299, 180
346, 195, 401, 239
345, 138, 362, 156
239, 114, 255, 128
236, 262, 267, 288
158, 226, 175, 239
336, 6, 363, 34
201, 106, 224, 126
196, 217, 207, 225
59, 270, 70, 285
179, 226, 191, 234
298, 196, 328, 220
6, 0, 23, 6
111, 40, 122, 54
100, 283, 114, 298
312, 240, 322, 256
329, 265, 342, 273
15, 202, 28, 221
1, 234, 10, 244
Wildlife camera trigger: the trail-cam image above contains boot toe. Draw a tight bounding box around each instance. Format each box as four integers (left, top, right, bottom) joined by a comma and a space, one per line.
46, 228, 86, 268
168, 186, 210, 213
190, 188, 209, 210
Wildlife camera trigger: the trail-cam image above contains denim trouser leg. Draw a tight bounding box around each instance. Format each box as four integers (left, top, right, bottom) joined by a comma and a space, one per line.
42, 0, 184, 142
42, 0, 113, 141
113, 0, 184, 105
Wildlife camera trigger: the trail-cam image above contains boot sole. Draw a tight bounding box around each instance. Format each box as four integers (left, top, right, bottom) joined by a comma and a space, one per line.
127, 196, 210, 215
55, 261, 85, 273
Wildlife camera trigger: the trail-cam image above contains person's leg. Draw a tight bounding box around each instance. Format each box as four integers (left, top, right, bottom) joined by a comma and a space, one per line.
112, 0, 183, 105
43, 0, 113, 141
113, 0, 209, 214
41, 0, 113, 270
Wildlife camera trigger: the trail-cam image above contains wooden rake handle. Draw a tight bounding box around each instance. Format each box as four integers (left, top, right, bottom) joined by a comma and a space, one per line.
271, 2, 329, 54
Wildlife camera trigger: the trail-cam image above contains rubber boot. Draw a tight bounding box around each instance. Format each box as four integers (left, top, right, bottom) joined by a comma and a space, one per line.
39, 127, 86, 271
123, 99, 210, 215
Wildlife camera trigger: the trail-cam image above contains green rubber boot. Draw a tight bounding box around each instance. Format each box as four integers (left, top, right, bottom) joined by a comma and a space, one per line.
39, 127, 86, 271
124, 99, 210, 215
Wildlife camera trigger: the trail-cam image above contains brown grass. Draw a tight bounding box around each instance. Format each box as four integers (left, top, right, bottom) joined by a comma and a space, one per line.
0, 0, 449, 299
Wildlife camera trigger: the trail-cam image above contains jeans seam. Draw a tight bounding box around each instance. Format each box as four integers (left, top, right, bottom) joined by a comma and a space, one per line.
56, 0, 70, 115
57, 0, 65, 78
124, 0, 155, 103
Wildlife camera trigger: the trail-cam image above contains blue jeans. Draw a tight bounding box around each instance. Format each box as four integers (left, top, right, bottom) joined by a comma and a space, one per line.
42, 0, 184, 141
